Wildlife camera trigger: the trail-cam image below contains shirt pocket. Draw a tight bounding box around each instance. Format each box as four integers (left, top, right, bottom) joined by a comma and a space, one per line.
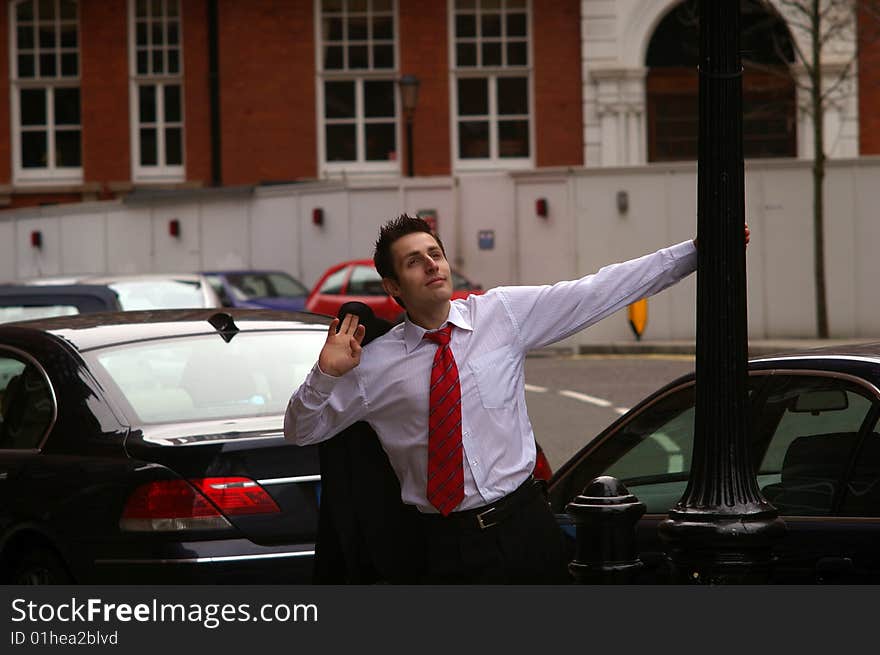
467, 346, 516, 409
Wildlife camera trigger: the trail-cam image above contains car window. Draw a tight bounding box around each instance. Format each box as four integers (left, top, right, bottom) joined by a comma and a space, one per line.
841, 414, 880, 516
318, 267, 349, 295
0, 354, 54, 450
87, 331, 326, 424
550, 378, 764, 514
602, 386, 696, 513
758, 375, 875, 516
205, 275, 234, 307
109, 279, 205, 310
225, 273, 309, 300
267, 273, 308, 296
226, 274, 271, 300
0, 305, 80, 323
347, 266, 386, 296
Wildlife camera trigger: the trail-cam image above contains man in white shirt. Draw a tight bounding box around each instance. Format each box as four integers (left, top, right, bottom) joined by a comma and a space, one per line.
286, 214, 730, 583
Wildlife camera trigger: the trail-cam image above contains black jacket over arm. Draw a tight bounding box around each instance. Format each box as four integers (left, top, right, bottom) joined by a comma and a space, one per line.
312, 303, 425, 584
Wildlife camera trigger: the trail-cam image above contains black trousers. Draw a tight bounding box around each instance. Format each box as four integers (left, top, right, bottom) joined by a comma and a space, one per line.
419, 488, 572, 584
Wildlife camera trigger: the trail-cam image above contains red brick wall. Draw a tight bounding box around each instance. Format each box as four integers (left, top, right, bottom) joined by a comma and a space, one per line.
400, 1, 450, 176
218, 0, 316, 184
183, 0, 212, 184
81, 0, 129, 185
859, 6, 880, 155
533, 0, 583, 167
9, 193, 81, 209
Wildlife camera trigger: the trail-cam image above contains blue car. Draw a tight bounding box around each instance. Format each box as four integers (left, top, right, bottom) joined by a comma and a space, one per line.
202, 270, 309, 311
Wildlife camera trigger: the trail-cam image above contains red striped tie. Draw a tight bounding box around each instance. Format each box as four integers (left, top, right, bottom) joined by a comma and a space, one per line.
423, 325, 464, 516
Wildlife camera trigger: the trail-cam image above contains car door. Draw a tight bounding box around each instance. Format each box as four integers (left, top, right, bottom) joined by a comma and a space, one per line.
0, 348, 56, 535
549, 375, 769, 581
307, 265, 352, 317
550, 369, 880, 583
753, 373, 880, 583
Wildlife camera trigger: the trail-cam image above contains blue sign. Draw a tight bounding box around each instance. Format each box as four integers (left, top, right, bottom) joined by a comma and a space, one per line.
478, 230, 495, 250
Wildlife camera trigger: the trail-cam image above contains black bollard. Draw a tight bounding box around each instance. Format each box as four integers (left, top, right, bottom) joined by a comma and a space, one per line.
566, 476, 645, 584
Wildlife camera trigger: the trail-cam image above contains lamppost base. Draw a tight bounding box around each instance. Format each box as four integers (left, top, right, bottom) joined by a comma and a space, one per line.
659, 512, 787, 584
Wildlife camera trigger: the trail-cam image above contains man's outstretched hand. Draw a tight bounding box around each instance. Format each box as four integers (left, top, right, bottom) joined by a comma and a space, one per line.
318, 314, 366, 377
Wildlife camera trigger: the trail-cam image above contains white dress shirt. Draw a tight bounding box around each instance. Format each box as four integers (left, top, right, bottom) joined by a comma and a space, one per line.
284, 240, 697, 513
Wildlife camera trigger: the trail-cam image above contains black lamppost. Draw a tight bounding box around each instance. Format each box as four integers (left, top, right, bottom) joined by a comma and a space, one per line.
398, 74, 420, 177
657, 0, 785, 584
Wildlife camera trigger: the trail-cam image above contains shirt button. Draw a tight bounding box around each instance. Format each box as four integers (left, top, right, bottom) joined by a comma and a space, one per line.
471, 460, 478, 466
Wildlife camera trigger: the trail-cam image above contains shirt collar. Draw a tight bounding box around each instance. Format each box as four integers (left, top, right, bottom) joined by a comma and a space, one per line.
402, 301, 473, 353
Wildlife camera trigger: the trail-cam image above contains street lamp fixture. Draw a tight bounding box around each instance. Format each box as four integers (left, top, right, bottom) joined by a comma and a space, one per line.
398, 74, 420, 177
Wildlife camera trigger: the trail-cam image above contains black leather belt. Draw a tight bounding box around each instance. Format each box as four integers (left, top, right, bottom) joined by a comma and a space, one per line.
420, 476, 544, 531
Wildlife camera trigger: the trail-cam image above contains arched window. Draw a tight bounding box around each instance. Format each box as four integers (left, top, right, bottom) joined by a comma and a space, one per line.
646, 0, 796, 162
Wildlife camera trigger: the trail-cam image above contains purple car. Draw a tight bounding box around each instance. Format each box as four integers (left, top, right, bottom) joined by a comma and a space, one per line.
202, 270, 309, 311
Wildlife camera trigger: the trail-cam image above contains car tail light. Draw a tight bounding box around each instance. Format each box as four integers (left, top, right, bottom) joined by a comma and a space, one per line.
532, 443, 553, 482
189, 477, 281, 516
119, 477, 279, 532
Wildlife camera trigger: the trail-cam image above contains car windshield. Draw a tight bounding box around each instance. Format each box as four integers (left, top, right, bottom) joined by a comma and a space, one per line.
86, 330, 325, 424
225, 273, 308, 301
109, 279, 205, 310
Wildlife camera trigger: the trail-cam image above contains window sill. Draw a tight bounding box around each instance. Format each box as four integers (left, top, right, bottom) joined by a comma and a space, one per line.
453, 158, 534, 173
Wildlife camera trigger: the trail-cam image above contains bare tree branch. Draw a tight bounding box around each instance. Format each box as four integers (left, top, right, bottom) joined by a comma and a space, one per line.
819, 52, 858, 101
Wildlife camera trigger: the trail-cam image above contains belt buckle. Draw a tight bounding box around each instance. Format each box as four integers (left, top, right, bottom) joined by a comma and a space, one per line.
476, 506, 498, 530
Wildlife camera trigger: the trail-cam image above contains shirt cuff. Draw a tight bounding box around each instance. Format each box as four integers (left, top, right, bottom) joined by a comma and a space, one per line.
307, 362, 344, 395
667, 239, 697, 259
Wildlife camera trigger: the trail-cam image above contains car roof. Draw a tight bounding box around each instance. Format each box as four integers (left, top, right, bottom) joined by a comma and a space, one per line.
0, 284, 120, 303
82, 273, 209, 283
750, 341, 880, 365
0, 308, 332, 351
200, 270, 296, 276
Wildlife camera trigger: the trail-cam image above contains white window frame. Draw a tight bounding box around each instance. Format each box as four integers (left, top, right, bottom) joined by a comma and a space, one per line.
315, 0, 401, 177
128, 0, 185, 182
449, 0, 534, 172
9, 0, 83, 185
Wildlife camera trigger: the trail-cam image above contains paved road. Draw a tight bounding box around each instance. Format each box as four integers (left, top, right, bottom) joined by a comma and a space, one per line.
524, 354, 695, 471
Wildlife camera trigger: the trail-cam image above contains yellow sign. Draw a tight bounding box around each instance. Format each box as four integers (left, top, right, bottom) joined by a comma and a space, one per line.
628, 299, 648, 340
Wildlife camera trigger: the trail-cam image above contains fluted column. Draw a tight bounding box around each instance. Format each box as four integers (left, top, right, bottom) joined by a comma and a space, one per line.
657, 0, 785, 584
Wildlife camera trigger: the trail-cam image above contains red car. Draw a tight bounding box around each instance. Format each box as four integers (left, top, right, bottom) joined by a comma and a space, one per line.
306, 259, 482, 323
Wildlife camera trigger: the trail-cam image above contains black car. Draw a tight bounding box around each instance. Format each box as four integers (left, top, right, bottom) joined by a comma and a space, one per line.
549, 343, 880, 583
0, 284, 122, 323
0, 309, 328, 584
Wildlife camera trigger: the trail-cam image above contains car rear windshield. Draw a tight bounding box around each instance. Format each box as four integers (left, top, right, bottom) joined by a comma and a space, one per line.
85, 330, 325, 424
0, 305, 79, 323
109, 279, 205, 310
226, 273, 308, 300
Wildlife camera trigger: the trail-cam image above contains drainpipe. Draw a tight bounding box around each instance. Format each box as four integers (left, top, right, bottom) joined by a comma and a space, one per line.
208, 0, 222, 186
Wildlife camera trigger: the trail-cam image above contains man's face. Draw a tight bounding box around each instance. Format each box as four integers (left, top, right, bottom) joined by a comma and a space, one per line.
382, 231, 453, 310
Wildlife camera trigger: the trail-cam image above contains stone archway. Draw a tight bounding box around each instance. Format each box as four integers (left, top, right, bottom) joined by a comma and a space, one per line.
581, 0, 860, 166
645, 0, 796, 162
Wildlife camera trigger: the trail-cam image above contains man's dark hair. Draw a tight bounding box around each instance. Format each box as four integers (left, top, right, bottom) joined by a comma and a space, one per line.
373, 214, 445, 281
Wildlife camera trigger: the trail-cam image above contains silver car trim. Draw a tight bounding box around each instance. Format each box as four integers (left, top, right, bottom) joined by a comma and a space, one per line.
752, 354, 880, 366
143, 433, 283, 446
258, 475, 321, 486
95, 550, 315, 565
0, 344, 58, 452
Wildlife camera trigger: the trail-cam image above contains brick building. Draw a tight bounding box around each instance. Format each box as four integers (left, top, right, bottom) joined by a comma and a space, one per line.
0, 0, 876, 210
